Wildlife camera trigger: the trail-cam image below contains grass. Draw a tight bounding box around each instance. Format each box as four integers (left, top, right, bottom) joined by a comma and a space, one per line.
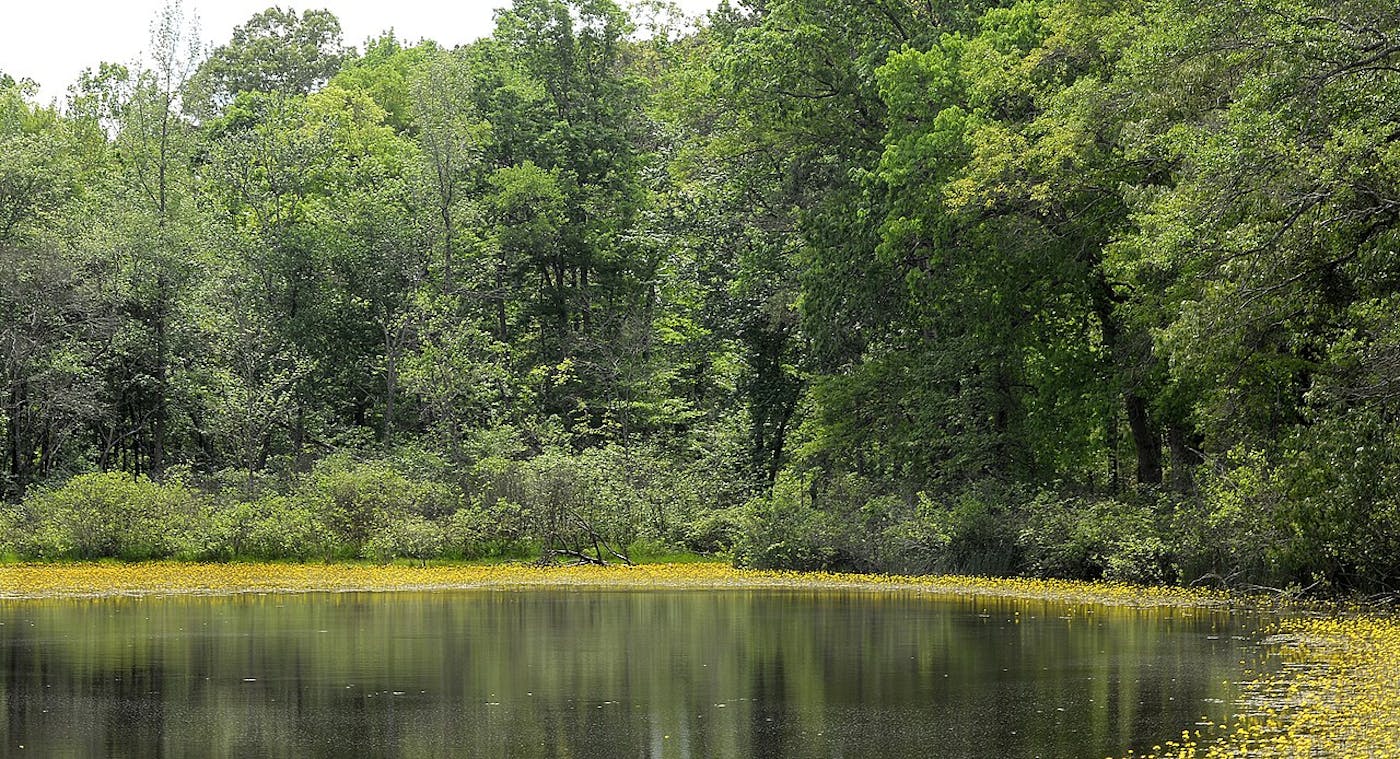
0, 561, 1394, 758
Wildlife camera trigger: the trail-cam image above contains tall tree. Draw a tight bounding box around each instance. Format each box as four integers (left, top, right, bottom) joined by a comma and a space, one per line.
871, 0, 1166, 490
190, 6, 348, 113
485, 0, 654, 439
411, 47, 490, 290
0, 80, 94, 498
1112, 0, 1400, 582
68, 1, 205, 477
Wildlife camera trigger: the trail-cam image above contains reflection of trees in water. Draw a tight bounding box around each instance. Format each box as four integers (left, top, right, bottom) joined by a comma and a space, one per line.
0, 592, 1252, 758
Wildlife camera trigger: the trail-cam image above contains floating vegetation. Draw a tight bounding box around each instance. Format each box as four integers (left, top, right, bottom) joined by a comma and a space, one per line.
1128, 614, 1400, 758
0, 561, 1233, 607
0, 562, 1395, 757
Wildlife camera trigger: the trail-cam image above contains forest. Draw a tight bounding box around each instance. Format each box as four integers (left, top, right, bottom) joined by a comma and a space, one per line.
1, 0, 1397, 592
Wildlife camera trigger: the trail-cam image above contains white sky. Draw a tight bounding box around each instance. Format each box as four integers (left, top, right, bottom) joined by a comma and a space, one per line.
2, 0, 721, 105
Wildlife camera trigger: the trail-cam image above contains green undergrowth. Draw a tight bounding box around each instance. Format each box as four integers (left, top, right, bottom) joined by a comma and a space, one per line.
4, 456, 1395, 597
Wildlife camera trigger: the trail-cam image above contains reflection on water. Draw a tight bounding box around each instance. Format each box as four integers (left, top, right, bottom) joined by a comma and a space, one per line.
0, 589, 1263, 758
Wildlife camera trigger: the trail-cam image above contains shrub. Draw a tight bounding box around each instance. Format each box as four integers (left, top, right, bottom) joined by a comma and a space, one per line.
1173, 417, 1400, 591
903, 487, 1022, 576
682, 507, 743, 555
809, 473, 896, 571
506, 447, 641, 561
0, 504, 23, 558
1018, 493, 1172, 584
366, 514, 448, 564
1157, 448, 1293, 588
443, 499, 531, 558
206, 495, 337, 560
733, 473, 838, 571
1275, 413, 1400, 590
22, 472, 202, 560
879, 496, 954, 574
292, 456, 460, 554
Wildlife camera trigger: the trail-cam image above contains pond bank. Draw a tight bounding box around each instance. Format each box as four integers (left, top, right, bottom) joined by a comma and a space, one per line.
0, 562, 1395, 758
0, 561, 1232, 605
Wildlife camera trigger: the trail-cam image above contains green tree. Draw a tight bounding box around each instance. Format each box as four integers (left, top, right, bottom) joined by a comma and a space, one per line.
0, 76, 105, 499
64, 1, 207, 478
409, 47, 490, 290
1111, 0, 1400, 585
191, 6, 348, 112
483, 0, 655, 440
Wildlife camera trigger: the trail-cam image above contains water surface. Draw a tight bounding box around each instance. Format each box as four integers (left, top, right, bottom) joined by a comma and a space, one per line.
0, 589, 1264, 758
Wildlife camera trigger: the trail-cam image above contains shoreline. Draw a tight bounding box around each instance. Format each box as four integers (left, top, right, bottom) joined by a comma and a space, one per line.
0, 561, 1238, 608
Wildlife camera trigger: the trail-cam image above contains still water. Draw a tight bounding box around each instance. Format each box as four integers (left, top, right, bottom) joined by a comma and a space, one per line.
0, 589, 1264, 758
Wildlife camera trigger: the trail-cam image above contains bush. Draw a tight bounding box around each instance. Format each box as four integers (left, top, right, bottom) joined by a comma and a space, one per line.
1275, 413, 1400, 590
469, 442, 733, 561
878, 494, 954, 574
810, 473, 897, 571
471, 447, 641, 561
1152, 448, 1295, 588
1018, 493, 1172, 584
292, 456, 460, 554
896, 487, 1021, 576
366, 514, 448, 564
0, 504, 22, 558
733, 473, 838, 571
682, 507, 743, 555
206, 495, 337, 560
443, 498, 531, 559
1168, 416, 1400, 592
21, 472, 202, 560
3, 445, 741, 564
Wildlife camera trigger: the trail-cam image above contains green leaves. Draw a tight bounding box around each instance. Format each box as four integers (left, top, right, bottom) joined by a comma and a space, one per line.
190, 6, 348, 113
3, 0, 1400, 585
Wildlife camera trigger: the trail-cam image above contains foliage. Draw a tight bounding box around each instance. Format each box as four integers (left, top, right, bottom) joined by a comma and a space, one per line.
888, 488, 1025, 577
291, 456, 459, 553
1018, 493, 1173, 585
733, 472, 838, 571
18, 472, 201, 560
205, 495, 334, 561
365, 513, 448, 564
190, 6, 348, 111
2, 0, 1399, 590
444, 499, 533, 559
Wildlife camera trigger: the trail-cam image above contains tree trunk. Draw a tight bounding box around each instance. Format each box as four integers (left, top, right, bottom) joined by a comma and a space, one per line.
442, 203, 454, 289
1167, 423, 1203, 493
383, 319, 397, 445
6, 383, 24, 500
1106, 406, 1121, 494
1125, 393, 1162, 487
152, 288, 167, 477
496, 258, 508, 343
1090, 270, 1161, 491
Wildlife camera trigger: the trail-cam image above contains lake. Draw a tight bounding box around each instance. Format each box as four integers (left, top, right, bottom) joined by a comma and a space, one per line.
0, 588, 1264, 758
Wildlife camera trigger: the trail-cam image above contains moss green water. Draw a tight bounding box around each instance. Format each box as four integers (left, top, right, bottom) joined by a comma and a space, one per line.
8, 564, 1396, 757
0, 587, 1259, 758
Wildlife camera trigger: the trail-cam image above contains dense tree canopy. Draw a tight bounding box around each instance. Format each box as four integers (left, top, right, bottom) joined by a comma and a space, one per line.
2, 0, 1397, 590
